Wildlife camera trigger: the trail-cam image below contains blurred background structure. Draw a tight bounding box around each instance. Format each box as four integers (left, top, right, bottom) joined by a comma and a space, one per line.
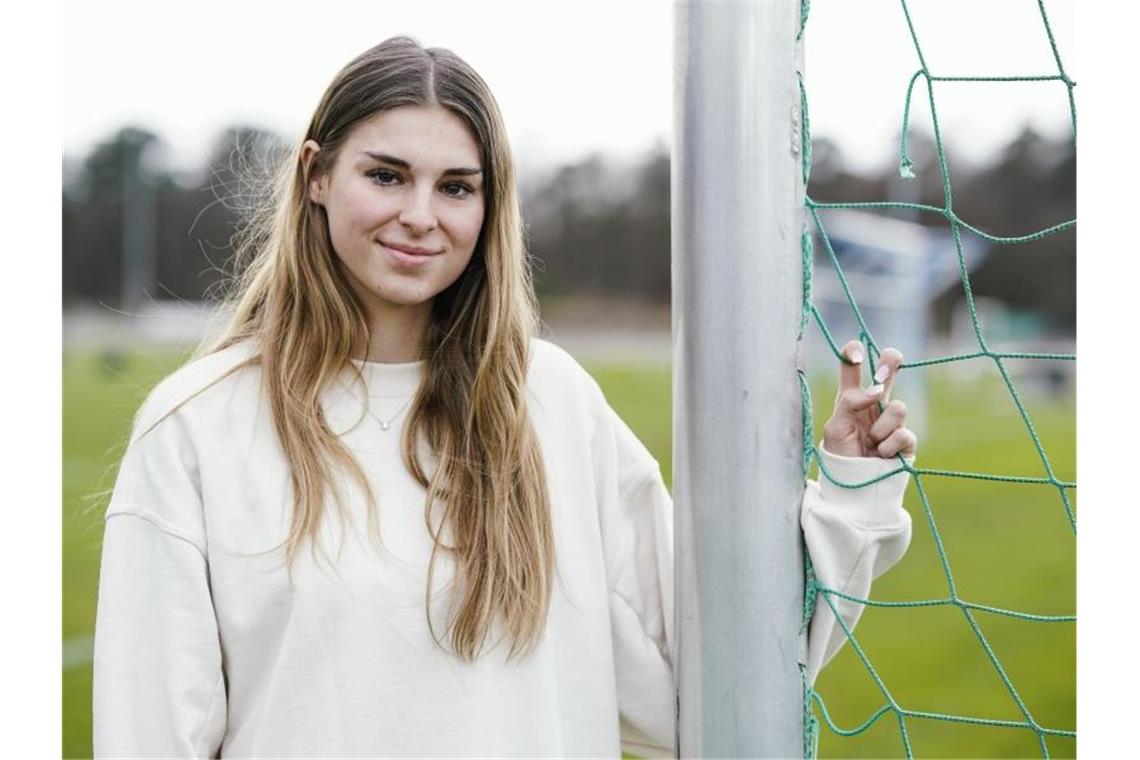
63, 1, 1074, 757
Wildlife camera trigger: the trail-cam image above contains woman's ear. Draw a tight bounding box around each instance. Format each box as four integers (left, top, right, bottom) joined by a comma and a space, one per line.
300, 139, 326, 206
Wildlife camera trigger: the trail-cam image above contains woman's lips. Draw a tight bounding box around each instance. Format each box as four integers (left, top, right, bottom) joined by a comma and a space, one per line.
382, 241, 440, 256
378, 241, 440, 267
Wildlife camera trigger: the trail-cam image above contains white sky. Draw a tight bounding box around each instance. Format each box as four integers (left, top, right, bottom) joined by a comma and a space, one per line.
64, 0, 1074, 175
805, 0, 1076, 171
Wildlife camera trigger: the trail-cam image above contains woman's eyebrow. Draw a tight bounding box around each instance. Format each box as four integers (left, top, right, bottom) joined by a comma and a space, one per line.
361, 151, 482, 177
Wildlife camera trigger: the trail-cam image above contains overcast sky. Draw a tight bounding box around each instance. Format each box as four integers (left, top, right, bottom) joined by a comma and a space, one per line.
64, 0, 1075, 175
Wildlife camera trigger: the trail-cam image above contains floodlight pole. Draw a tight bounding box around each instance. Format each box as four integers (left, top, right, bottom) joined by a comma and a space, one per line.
119, 135, 157, 313
673, 1, 806, 757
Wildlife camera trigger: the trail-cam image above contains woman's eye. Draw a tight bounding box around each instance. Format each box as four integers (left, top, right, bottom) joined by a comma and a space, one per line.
366, 169, 401, 186
442, 181, 474, 198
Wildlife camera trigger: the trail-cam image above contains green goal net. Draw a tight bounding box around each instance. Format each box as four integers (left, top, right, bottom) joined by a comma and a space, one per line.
796, 1, 1076, 757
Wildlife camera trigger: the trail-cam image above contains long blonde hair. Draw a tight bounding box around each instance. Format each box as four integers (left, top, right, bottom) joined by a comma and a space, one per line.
198, 37, 553, 662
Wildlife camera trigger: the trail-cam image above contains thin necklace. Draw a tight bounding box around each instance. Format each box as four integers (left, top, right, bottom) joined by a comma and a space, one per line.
360, 396, 414, 431
338, 362, 417, 431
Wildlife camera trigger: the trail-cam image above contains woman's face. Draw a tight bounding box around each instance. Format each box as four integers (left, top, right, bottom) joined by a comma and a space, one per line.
303, 105, 486, 319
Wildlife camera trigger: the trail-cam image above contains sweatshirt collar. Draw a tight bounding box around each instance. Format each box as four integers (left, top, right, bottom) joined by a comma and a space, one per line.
347, 357, 424, 399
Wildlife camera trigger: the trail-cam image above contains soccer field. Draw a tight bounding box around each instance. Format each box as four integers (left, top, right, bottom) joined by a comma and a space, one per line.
62, 348, 1074, 759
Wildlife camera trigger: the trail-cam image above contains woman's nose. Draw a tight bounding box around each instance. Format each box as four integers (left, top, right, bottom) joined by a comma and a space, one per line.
397, 189, 438, 234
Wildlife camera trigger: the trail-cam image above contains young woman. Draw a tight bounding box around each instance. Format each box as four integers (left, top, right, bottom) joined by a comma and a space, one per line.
92, 36, 917, 758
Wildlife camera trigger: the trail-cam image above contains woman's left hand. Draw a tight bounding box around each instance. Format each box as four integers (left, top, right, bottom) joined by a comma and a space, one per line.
822, 340, 918, 459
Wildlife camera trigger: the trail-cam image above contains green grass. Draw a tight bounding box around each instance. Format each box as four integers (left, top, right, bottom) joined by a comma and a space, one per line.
63, 349, 1074, 759
63, 347, 192, 760
805, 362, 1075, 759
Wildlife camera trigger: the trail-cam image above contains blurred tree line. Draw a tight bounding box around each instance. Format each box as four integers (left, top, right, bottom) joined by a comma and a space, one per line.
809, 128, 1075, 333
63, 124, 1072, 332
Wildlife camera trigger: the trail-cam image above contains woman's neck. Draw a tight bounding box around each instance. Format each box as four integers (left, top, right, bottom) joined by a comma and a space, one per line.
357, 301, 431, 364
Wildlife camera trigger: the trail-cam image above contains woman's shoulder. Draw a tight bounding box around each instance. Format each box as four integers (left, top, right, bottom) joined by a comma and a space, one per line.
529, 336, 662, 479
132, 339, 261, 442
526, 336, 624, 444
528, 336, 606, 403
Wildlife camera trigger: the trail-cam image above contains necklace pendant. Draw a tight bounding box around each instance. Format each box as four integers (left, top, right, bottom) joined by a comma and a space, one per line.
380, 421, 390, 431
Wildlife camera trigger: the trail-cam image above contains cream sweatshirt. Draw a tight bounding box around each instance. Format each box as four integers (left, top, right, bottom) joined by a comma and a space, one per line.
92, 337, 912, 759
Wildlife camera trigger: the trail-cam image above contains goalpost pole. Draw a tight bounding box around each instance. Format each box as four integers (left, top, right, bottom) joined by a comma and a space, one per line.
673, 1, 807, 756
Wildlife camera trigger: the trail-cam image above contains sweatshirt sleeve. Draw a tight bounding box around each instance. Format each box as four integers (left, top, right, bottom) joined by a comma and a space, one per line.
92, 401, 227, 758
801, 441, 914, 686
597, 403, 676, 759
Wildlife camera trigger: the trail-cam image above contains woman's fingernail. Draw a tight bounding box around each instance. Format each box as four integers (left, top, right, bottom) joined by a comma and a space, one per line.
874, 364, 890, 383
849, 348, 864, 364
867, 384, 884, 397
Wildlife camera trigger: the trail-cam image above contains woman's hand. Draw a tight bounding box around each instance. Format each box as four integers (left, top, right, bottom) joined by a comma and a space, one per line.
822, 340, 918, 459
